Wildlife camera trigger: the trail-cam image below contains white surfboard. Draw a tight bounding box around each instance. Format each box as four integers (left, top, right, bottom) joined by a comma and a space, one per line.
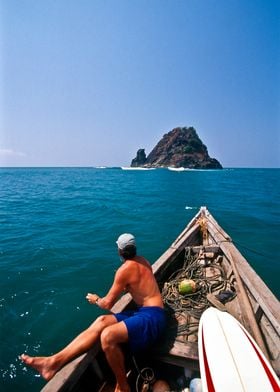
198, 307, 280, 392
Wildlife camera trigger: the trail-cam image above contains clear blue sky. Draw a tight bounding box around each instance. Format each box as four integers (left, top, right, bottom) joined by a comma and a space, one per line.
1, 0, 279, 167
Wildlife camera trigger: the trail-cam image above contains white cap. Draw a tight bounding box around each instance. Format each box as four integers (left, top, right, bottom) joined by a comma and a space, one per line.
116, 233, 136, 250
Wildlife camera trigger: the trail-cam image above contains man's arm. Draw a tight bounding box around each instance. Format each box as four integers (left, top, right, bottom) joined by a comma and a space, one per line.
86, 267, 128, 310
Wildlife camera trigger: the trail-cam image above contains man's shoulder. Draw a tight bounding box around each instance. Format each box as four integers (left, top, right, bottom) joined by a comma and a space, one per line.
116, 260, 134, 274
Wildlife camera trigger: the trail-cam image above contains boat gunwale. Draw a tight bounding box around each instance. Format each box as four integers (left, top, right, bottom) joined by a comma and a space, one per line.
204, 209, 280, 334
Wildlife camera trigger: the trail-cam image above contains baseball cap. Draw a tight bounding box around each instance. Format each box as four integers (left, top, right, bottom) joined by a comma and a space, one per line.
116, 233, 136, 250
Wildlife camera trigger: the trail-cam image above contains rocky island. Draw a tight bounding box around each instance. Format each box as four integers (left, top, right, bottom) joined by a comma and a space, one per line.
131, 127, 222, 169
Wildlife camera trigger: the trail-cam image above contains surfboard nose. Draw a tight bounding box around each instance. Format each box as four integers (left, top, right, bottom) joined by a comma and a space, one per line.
198, 308, 280, 392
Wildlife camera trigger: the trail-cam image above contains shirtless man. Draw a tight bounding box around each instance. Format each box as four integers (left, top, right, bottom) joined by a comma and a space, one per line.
21, 233, 166, 392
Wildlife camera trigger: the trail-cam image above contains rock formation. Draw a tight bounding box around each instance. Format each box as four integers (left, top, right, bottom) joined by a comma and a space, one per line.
130, 149, 147, 167
131, 127, 222, 169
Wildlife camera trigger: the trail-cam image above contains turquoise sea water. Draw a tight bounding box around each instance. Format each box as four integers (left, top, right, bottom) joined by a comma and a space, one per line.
0, 167, 279, 391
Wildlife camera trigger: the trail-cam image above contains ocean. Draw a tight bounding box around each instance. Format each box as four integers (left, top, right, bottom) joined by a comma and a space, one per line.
0, 167, 279, 391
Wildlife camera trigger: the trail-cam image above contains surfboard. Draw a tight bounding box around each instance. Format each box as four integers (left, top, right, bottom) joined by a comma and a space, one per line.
198, 307, 280, 392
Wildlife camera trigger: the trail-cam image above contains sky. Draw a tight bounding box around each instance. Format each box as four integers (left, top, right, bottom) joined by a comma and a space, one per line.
0, 0, 279, 168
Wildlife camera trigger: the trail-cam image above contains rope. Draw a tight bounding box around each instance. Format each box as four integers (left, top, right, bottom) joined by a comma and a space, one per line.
161, 247, 236, 340
197, 217, 208, 243
132, 356, 155, 392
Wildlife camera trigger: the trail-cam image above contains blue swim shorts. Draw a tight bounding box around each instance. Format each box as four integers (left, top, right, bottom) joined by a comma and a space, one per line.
114, 306, 166, 353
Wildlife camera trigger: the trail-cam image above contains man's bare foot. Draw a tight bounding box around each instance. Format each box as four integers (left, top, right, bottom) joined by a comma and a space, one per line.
114, 382, 130, 392
20, 354, 60, 381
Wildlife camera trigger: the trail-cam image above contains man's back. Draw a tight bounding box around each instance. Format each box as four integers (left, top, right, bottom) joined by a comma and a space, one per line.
119, 256, 163, 308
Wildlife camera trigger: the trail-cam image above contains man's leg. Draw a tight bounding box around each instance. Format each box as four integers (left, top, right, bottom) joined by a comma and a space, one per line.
100, 322, 130, 392
21, 315, 118, 380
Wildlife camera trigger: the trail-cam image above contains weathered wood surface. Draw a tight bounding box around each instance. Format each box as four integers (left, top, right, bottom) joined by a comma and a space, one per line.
41, 352, 90, 392
152, 340, 199, 370
206, 213, 280, 333
41, 343, 103, 392
206, 218, 269, 357
205, 208, 280, 371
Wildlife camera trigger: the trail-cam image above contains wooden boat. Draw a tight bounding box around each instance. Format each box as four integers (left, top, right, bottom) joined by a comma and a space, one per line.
41, 207, 280, 392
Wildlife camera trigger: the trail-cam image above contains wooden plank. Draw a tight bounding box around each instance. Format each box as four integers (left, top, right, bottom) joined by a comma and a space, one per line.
111, 293, 133, 313
203, 208, 232, 241
206, 214, 280, 334
41, 354, 87, 392
154, 339, 198, 360
206, 293, 227, 312
152, 340, 199, 370
41, 345, 100, 392
205, 213, 280, 364
191, 245, 220, 254
219, 240, 280, 335
227, 245, 269, 358
206, 219, 269, 355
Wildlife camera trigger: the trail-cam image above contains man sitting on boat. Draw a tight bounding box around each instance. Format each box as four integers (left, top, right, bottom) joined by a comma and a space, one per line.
21, 233, 166, 392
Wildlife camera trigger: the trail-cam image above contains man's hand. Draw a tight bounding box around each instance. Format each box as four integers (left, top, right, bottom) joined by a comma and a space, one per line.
86, 293, 99, 305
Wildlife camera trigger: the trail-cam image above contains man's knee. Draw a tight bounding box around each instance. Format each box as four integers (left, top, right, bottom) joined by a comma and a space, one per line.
94, 315, 108, 326
89, 315, 114, 333
100, 326, 116, 351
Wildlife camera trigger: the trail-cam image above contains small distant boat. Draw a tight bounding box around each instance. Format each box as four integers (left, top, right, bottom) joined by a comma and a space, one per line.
41, 207, 280, 391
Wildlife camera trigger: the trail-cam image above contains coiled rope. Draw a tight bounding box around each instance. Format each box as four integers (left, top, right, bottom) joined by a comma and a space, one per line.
132, 356, 155, 392
161, 247, 236, 340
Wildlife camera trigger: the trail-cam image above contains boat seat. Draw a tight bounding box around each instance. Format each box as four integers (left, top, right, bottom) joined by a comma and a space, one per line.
151, 339, 199, 371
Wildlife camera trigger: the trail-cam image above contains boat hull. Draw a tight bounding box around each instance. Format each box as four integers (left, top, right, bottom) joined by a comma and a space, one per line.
41, 207, 280, 391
